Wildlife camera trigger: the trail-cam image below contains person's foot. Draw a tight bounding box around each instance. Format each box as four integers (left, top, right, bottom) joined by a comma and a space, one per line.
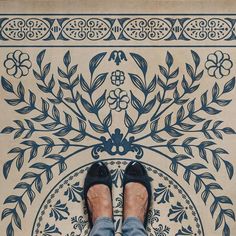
84, 161, 113, 226
123, 182, 148, 223
123, 161, 151, 226
87, 184, 113, 223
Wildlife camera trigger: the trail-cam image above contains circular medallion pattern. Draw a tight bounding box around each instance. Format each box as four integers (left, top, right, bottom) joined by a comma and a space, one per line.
32, 159, 204, 236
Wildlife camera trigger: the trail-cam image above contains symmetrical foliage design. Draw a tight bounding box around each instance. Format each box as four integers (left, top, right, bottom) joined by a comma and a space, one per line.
0, 49, 235, 236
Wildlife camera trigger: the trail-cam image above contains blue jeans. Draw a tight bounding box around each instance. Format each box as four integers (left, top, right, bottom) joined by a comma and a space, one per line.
89, 217, 147, 236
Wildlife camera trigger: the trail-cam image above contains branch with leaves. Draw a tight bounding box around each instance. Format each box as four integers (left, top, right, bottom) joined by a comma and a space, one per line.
57, 50, 86, 121
151, 50, 203, 122
139, 145, 235, 236
2, 136, 88, 179
135, 77, 235, 142
1, 145, 97, 236
149, 137, 234, 180
33, 50, 86, 121
79, 52, 113, 137
122, 53, 157, 140
1, 76, 100, 142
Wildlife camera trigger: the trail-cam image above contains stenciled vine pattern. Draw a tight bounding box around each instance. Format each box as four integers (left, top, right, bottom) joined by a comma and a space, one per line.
0, 49, 235, 236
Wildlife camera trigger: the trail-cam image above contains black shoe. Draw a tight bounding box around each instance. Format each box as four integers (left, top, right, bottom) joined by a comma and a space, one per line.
123, 161, 152, 228
83, 161, 112, 227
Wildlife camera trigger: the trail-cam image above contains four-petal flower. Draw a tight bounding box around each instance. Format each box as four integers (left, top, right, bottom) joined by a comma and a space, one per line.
110, 70, 125, 86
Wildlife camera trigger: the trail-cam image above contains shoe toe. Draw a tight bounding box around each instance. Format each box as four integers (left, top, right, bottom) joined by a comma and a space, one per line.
125, 161, 147, 177
87, 161, 109, 178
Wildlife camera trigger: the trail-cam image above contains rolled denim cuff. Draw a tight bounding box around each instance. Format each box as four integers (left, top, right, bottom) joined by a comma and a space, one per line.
123, 216, 143, 226
94, 216, 114, 226
122, 217, 147, 236
90, 217, 115, 236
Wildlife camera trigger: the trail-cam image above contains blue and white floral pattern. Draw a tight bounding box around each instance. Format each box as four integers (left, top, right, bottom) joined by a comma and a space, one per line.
110, 70, 125, 86
168, 202, 188, 223
154, 184, 174, 204
152, 224, 170, 236
49, 200, 70, 221
4, 50, 32, 78
205, 51, 233, 79
0, 48, 235, 236
107, 88, 130, 111
108, 50, 127, 65
32, 160, 203, 236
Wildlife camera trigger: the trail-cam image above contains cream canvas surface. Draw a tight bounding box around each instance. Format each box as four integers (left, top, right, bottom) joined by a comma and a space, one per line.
0, 1, 236, 236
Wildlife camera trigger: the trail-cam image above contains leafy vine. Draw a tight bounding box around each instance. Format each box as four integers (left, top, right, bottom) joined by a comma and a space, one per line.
0, 49, 235, 236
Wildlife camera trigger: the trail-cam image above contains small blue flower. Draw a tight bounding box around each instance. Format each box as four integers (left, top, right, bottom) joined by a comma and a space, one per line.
110, 70, 125, 86
108, 50, 127, 65
205, 50, 233, 79
64, 182, 83, 202
4, 50, 32, 78
49, 200, 70, 221
42, 223, 62, 235
175, 225, 193, 236
71, 216, 87, 234
153, 224, 170, 236
168, 201, 188, 223
107, 88, 130, 112
153, 183, 174, 204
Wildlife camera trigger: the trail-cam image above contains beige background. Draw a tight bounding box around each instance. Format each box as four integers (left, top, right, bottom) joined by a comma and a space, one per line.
0, 1, 236, 236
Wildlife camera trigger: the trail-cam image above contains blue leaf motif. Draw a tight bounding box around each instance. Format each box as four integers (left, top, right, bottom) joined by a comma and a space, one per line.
3, 159, 14, 179
1, 77, 14, 93
166, 51, 173, 68
130, 91, 143, 112
223, 77, 235, 94
6, 223, 14, 236
37, 50, 46, 67
124, 111, 135, 128
63, 51, 71, 67
103, 111, 112, 128
130, 52, 147, 76
95, 90, 106, 111
89, 52, 106, 75
91, 73, 108, 92
89, 121, 106, 133
129, 73, 145, 92
130, 122, 147, 134
191, 50, 200, 68
79, 74, 90, 93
